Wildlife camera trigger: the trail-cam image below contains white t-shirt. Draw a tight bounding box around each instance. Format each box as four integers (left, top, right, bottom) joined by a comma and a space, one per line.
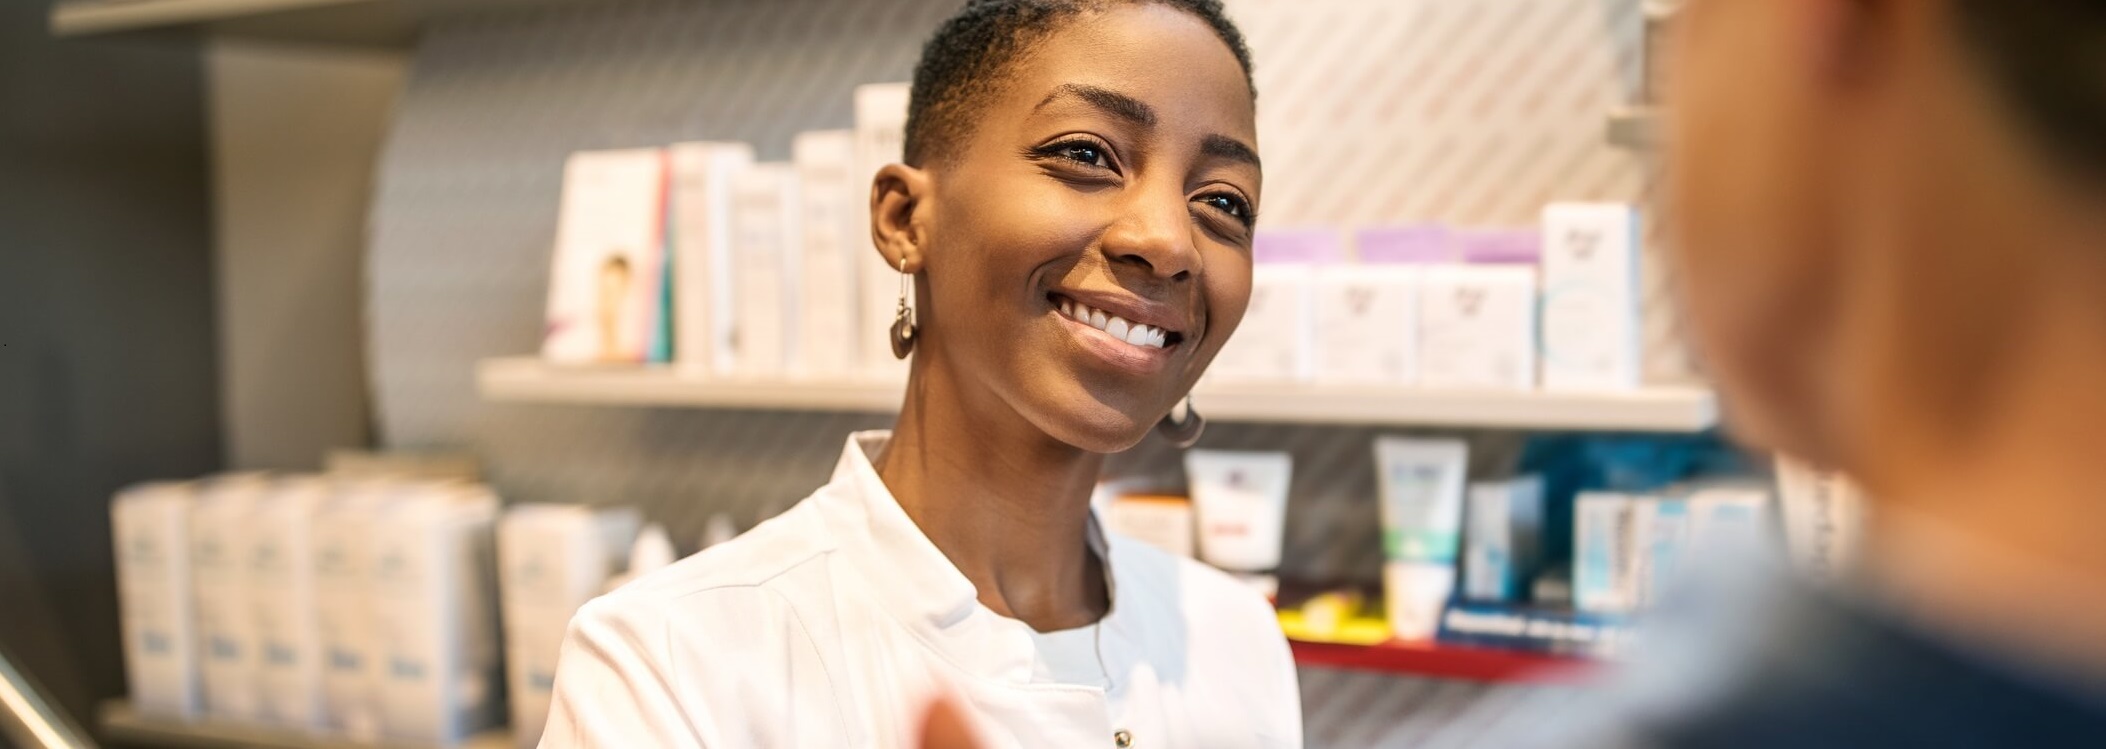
541, 431, 1302, 748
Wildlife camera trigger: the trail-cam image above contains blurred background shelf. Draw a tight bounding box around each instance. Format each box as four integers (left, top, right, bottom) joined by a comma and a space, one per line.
477, 357, 1720, 432
98, 700, 513, 749
1287, 639, 1596, 685
1606, 106, 1660, 150
49, 0, 417, 46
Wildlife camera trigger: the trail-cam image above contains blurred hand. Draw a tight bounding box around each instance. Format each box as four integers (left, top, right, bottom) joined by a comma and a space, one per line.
918, 698, 983, 749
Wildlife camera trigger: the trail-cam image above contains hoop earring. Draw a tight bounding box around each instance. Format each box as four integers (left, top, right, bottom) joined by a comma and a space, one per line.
1156, 394, 1204, 448
888, 255, 917, 359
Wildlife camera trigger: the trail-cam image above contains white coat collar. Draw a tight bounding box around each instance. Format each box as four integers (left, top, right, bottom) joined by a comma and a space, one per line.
816, 430, 1132, 688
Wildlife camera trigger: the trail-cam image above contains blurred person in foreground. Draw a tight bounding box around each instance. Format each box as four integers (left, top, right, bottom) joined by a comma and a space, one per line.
932, 0, 2106, 745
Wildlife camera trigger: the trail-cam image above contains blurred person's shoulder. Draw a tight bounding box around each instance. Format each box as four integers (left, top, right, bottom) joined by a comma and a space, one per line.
1487, 560, 2106, 749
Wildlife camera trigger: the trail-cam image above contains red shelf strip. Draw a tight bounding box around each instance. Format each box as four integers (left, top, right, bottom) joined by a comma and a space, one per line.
1287, 639, 1598, 684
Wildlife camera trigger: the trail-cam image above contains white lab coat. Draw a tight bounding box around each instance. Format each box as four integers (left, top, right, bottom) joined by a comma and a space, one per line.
541, 432, 1302, 748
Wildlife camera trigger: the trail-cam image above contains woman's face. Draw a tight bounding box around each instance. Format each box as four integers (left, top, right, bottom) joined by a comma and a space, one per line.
914, 4, 1260, 454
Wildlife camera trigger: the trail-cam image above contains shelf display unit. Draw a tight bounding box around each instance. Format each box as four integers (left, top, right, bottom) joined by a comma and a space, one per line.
476, 358, 1720, 433
97, 701, 513, 749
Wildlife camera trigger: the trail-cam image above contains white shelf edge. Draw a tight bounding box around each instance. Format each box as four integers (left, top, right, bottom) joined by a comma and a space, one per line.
50, 0, 372, 36
478, 358, 1719, 432
99, 700, 513, 749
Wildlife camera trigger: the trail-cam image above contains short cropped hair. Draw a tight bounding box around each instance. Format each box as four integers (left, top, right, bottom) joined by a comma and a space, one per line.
903, 0, 1255, 167
1950, 0, 2106, 185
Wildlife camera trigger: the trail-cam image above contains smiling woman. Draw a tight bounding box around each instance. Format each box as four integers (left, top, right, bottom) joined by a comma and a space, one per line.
537, 2, 1301, 748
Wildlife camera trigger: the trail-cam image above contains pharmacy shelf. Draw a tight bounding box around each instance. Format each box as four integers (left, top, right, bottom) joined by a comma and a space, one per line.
1607, 106, 1660, 150
477, 357, 1720, 432
49, 0, 417, 46
98, 700, 513, 749
1287, 639, 1596, 684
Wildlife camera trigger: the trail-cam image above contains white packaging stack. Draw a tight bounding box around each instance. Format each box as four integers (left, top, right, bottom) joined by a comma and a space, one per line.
541, 148, 668, 365
1312, 264, 1420, 385
730, 163, 804, 378
497, 504, 643, 749
311, 479, 392, 741
1461, 476, 1545, 602
251, 475, 330, 730
1774, 457, 1869, 581
1540, 202, 1643, 390
793, 129, 862, 380
1419, 265, 1539, 390
1688, 484, 1774, 554
670, 141, 757, 376
1209, 264, 1316, 382
111, 481, 202, 719
370, 482, 504, 747
1631, 496, 1691, 607
190, 472, 270, 722
1573, 491, 1640, 614
852, 83, 912, 382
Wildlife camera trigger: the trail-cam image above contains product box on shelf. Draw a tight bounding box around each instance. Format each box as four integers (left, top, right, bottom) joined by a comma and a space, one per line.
1686, 484, 1773, 553
190, 473, 271, 722
1105, 495, 1196, 559
1774, 457, 1868, 581
1573, 492, 1640, 615
730, 162, 804, 378
1438, 601, 1634, 659
498, 504, 643, 749
251, 475, 330, 730
370, 483, 503, 747
793, 130, 861, 380
1456, 229, 1541, 266
543, 148, 670, 366
854, 83, 912, 382
1631, 496, 1691, 607
1210, 262, 1317, 383
311, 479, 394, 741
1462, 475, 1546, 603
670, 141, 757, 376
1418, 264, 1539, 391
111, 481, 202, 720
1540, 202, 1643, 391
1312, 264, 1420, 385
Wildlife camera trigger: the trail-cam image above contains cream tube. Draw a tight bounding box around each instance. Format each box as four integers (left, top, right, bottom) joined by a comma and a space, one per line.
1184, 450, 1293, 583
1373, 437, 1469, 640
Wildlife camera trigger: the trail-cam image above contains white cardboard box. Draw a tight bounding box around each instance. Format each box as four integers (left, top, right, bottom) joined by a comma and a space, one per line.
497, 504, 642, 748
1540, 202, 1642, 390
1209, 264, 1316, 382
1418, 265, 1538, 390
542, 149, 669, 365
112, 481, 202, 719
1313, 264, 1420, 384
251, 475, 330, 730
730, 163, 803, 378
190, 473, 271, 722
670, 142, 757, 376
312, 479, 393, 742
371, 483, 503, 747
793, 130, 862, 380
853, 83, 912, 382
1462, 476, 1545, 603
1573, 491, 1639, 614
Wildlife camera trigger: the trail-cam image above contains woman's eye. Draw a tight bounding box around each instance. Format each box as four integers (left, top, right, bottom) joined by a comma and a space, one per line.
1197, 193, 1251, 222
1055, 143, 1108, 167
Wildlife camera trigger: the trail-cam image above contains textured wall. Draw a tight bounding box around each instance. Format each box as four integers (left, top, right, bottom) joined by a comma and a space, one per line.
366, 0, 1648, 743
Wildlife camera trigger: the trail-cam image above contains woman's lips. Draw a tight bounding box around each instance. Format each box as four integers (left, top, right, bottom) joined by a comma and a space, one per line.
1054, 294, 1175, 349
1051, 299, 1178, 375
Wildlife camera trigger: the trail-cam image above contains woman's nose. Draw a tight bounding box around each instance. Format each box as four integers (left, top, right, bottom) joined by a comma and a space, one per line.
1100, 190, 1198, 281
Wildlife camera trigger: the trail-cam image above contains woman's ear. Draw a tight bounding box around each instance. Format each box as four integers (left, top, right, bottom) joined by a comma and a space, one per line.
871, 163, 934, 274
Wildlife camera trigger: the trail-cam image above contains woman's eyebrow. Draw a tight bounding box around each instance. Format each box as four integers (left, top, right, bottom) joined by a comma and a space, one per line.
1201, 133, 1261, 169
1035, 83, 1156, 127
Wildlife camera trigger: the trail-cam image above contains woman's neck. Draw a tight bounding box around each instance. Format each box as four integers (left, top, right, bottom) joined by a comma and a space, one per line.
875, 357, 1110, 632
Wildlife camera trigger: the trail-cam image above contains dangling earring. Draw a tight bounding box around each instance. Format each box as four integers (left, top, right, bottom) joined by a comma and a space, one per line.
1157, 394, 1204, 448
888, 255, 917, 359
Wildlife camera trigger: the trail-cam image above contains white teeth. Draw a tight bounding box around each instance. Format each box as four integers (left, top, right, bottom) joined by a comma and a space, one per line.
1058, 297, 1171, 349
